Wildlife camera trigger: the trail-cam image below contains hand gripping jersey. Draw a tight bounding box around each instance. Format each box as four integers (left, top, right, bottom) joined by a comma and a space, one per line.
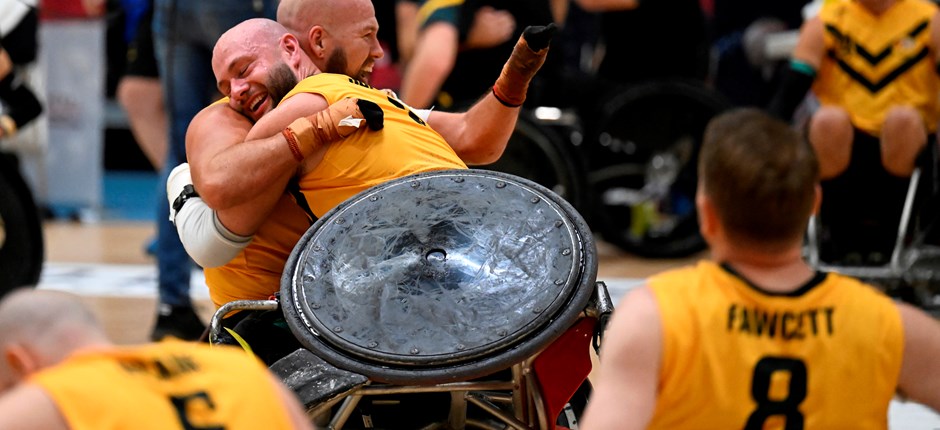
29, 341, 295, 430
645, 261, 903, 430
814, 0, 940, 135
283, 73, 467, 218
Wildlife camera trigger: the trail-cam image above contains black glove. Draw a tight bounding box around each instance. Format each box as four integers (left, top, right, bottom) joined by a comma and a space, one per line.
357, 99, 384, 131
522, 23, 557, 51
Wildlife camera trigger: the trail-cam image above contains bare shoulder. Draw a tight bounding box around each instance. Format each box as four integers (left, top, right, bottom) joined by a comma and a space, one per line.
185, 103, 253, 160
601, 285, 662, 356
0, 383, 69, 430
896, 302, 940, 411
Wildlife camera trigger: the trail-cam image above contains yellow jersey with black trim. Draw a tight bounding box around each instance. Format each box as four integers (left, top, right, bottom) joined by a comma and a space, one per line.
204, 192, 311, 308
197, 97, 313, 308
814, 0, 940, 134
645, 261, 903, 430
282, 73, 467, 217
29, 341, 296, 430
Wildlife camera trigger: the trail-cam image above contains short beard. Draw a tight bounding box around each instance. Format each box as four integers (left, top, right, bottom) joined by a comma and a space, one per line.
324, 47, 359, 82
267, 62, 299, 107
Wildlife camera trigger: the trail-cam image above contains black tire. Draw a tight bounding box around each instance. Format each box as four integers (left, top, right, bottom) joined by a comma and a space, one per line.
0, 152, 44, 296
556, 380, 592, 429
588, 80, 731, 258
477, 111, 589, 215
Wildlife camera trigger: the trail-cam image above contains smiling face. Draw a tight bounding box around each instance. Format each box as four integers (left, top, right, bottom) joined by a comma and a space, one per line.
320, 0, 383, 83
278, 0, 384, 84
211, 20, 301, 122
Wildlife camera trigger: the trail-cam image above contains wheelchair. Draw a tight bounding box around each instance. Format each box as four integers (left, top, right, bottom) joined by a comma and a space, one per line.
209, 170, 613, 429
478, 79, 732, 259
805, 134, 940, 311
0, 150, 44, 295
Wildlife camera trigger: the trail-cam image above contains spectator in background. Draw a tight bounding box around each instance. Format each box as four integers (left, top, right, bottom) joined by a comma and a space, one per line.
116, 0, 167, 171
149, 0, 277, 341
0, 289, 313, 429
398, 0, 555, 111
0, 0, 42, 140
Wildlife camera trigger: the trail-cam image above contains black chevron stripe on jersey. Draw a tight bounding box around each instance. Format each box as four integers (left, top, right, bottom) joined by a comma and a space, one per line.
827, 46, 930, 93
824, 19, 929, 66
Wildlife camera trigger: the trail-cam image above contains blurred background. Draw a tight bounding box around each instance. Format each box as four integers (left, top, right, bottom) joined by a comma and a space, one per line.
1, 0, 938, 341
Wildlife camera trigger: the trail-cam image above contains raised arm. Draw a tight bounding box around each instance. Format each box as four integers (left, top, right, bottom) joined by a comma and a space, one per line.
579, 286, 662, 430
425, 24, 555, 165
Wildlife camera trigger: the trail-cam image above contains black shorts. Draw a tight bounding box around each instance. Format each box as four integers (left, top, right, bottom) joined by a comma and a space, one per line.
124, 9, 159, 78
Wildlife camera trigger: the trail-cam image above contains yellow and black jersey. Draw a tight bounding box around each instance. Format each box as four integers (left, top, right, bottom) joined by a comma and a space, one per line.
645, 261, 903, 430
814, 0, 940, 134
30, 341, 295, 430
205, 192, 311, 308
283, 73, 467, 218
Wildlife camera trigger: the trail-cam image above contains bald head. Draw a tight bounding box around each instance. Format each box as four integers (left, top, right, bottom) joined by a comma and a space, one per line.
214, 18, 290, 65
276, 0, 383, 83
212, 18, 310, 122
277, 0, 349, 36
0, 289, 111, 388
0, 289, 105, 347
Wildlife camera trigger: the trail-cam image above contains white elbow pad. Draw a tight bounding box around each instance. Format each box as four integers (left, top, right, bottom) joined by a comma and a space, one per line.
174, 197, 253, 268
167, 162, 193, 222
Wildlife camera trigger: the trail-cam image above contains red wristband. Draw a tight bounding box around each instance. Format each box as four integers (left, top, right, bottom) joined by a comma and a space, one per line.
282, 127, 304, 162
492, 84, 523, 108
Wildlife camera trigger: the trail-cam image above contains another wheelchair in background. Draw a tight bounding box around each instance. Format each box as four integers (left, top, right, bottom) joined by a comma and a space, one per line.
0, 150, 43, 295
805, 138, 940, 311
481, 79, 732, 259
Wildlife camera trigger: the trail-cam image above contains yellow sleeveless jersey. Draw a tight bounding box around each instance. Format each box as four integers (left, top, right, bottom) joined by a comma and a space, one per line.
205, 193, 311, 307
646, 261, 903, 430
196, 98, 313, 308
814, 0, 940, 134
30, 341, 296, 430
282, 73, 467, 217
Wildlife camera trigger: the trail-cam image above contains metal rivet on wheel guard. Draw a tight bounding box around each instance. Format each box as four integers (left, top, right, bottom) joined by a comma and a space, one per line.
281, 169, 597, 385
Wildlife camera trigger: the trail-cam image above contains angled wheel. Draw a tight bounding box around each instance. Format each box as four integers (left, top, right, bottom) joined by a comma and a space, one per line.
588, 80, 731, 258
477, 111, 589, 215
0, 152, 44, 295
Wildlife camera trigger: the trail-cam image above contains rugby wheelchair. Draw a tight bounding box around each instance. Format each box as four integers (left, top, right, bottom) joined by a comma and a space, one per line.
0, 150, 44, 295
805, 135, 940, 311
481, 79, 732, 259
209, 170, 613, 429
